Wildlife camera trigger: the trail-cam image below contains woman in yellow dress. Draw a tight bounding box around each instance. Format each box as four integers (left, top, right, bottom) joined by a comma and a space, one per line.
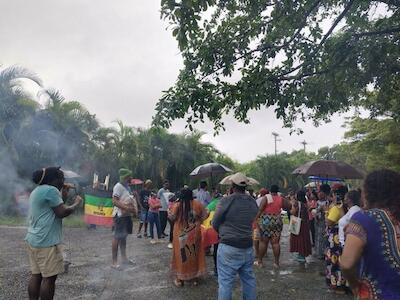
325, 185, 347, 294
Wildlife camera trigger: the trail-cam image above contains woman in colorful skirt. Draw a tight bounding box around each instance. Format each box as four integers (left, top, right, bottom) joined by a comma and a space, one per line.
325, 185, 347, 294
289, 190, 312, 264
169, 188, 207, 287
314, 184, 331, 259
255, 185, 289, 268
341, 169, 400, 299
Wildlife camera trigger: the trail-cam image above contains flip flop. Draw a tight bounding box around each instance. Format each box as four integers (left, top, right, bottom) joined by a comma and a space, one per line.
111, 264, 122, 270
174, 279, 183, 287
122, 260, 134, 266
253, 261, 263, 267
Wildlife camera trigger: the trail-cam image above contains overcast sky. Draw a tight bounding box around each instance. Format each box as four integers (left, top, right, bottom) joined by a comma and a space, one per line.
0, 0, 353, 162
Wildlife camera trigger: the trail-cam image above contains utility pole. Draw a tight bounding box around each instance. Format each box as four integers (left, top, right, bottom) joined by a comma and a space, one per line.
300, 140, 308, 152
272, 132, 280, 155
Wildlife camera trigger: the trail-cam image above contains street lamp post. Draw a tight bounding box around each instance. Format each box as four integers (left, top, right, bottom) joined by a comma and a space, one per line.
272, 132, 280, 156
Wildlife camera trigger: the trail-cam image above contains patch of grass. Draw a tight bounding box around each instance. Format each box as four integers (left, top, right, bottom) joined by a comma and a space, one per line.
0, 215, 86, 228
0, 216, 27, 226
63, 215, 86, 227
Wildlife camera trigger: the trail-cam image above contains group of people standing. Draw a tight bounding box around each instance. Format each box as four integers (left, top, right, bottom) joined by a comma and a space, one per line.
24, 166, 400, 300
250, 170, 400, 300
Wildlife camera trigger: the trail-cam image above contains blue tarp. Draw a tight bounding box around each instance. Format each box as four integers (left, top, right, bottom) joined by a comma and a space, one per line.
308, 176, 344, 182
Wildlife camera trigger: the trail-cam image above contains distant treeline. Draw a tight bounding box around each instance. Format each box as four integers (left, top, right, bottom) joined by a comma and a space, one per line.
1, 65, 399, 213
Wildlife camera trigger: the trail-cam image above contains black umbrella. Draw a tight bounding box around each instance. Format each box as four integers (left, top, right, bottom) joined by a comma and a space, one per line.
190, 163, 233, 187
292, 160, 364, 179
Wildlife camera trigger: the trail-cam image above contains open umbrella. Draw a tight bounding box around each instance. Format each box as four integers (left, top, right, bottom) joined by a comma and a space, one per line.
219, 174, 260, 186
190, 163, 232, 179
130, 178, 143, 185
292, 160, 364, 179
190, 162, 232, 187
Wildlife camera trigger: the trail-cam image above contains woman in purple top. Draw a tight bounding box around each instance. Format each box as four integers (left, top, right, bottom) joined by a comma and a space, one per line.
341, 169, 400, 300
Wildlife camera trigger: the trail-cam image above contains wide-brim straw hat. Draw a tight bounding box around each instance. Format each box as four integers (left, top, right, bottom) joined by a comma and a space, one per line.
220, 172, 259, 187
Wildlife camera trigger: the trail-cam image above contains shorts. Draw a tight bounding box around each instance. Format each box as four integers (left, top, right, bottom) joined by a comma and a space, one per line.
27, 243, 64, 277
113, 216, 133, 240
253, 228, 260, 241
140, 210, 149, 223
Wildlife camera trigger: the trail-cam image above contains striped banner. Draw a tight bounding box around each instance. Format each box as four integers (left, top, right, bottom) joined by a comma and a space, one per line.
84, 188, 113, 227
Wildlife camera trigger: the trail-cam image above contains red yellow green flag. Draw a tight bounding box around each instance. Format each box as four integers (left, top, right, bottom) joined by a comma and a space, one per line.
84, 188, 113, 227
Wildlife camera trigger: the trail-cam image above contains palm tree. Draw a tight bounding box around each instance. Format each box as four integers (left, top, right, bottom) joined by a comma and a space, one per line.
0, 66, 42, 152
15, 88, 101, 171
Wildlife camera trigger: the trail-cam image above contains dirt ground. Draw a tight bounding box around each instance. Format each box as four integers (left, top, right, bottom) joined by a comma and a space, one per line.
0, 224, 351, 300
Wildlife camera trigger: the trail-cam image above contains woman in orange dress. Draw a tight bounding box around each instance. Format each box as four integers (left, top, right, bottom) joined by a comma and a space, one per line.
169, 188, 208, 287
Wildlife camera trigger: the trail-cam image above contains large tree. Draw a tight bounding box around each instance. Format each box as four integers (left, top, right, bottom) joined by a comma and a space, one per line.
154, 0, 400, 132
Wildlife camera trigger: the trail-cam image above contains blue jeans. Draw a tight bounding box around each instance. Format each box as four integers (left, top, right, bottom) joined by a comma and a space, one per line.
140, 210, 148, 223
217, 243, 256, 300
147, 211, 161, 239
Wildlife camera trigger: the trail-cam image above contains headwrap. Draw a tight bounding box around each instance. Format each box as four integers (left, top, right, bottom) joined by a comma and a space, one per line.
38, 168, 46, 185
119, 168, 132, 182
259, 188, 269, 196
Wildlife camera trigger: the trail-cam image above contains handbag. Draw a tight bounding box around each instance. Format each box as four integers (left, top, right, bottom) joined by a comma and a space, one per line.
288, 201, 302, 235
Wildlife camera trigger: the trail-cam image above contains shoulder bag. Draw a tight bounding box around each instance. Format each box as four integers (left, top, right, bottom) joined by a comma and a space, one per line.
288, 201, 302, 235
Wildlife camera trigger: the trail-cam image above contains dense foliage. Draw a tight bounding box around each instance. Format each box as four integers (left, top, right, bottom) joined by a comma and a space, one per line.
1, 64, 399, 214
0, 66, 235, 200
154, 0, 399, 132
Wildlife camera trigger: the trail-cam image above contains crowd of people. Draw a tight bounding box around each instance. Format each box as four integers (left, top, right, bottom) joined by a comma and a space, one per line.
24, 167, 400, 300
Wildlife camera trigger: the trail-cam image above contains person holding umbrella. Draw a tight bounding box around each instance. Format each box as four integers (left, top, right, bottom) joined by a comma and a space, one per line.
195, 181, 212, 207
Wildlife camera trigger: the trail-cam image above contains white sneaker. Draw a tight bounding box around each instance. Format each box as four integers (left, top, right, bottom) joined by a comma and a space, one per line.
167, 243, 173, 249
150, 239, 157, 244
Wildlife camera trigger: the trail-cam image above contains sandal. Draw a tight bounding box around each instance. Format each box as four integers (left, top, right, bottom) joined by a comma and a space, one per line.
253, 261, 263, 267
122, 260, 134, 266
111, 264, 122, 271
174, 278, 183, 287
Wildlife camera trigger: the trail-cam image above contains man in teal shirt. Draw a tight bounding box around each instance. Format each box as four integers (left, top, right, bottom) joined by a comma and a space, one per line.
26, 167, 81, 300
26, 185, 63, 247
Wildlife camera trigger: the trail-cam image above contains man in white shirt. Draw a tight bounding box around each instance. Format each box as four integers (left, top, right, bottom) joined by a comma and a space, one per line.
111, 168, 137, 269
338, 190, 362, 247
157, 180, 170, 237
196, 181, 212, 207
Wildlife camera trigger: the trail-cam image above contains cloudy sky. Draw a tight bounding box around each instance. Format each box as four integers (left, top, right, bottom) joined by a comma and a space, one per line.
0, 0, 352, 162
